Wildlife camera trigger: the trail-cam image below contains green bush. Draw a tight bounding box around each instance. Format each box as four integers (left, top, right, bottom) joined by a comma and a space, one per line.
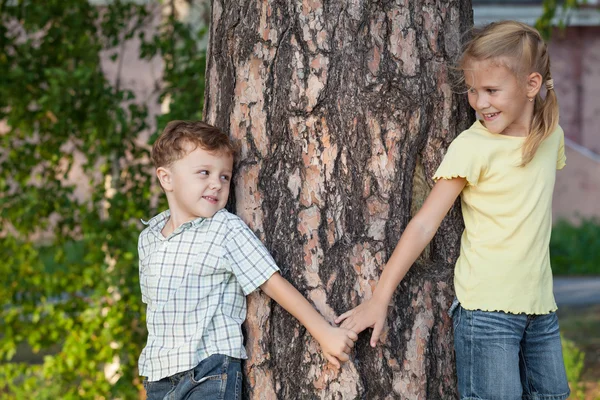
561, 335, 586, 400
0, 1, 206, 398
551, 218, 600, 275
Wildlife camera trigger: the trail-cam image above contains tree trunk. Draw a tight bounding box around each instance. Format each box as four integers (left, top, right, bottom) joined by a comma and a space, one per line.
204, 1, 473, 398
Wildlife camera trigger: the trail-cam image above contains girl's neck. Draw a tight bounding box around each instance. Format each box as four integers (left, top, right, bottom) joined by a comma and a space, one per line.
499, 122, 529, 137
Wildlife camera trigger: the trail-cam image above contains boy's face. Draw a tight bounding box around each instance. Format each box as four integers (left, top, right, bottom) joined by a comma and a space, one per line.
159, 143, 233, 220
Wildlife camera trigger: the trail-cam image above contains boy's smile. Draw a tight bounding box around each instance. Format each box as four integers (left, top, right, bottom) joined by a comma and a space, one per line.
158, 142, 233, 227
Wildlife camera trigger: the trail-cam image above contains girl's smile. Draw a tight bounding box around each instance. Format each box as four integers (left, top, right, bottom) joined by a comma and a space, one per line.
464, 59, 534, 138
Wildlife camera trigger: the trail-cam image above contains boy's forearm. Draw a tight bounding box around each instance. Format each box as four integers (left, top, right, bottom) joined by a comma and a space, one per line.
260, 273, 330, 341
372, 218, 436, 305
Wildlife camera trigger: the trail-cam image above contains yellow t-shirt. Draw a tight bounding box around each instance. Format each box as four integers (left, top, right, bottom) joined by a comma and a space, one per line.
433, 120, 566, 314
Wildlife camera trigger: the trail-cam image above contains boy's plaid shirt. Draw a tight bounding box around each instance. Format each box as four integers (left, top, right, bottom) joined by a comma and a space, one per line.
137, 208, 279, 381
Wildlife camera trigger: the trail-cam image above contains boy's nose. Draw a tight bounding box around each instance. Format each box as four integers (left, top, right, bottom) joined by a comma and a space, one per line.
210, 178, 222, 190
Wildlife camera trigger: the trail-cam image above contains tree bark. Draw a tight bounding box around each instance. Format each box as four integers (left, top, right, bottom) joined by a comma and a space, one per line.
204, 1, 473, 398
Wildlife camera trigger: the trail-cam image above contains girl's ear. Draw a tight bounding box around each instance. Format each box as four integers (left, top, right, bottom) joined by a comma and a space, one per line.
526, 72, 543, 100
156, 166, 173, 192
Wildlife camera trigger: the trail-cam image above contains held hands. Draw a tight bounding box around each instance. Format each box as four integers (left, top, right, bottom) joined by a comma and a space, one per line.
316, 325, 358, 369
335, 297, 388, 348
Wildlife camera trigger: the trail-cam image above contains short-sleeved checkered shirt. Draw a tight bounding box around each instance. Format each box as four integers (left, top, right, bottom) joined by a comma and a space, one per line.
137, 208, 279, 381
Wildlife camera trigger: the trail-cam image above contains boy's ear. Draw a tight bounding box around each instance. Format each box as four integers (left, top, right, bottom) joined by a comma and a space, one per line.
526, 72, 543, 99
156, 166, 173, 192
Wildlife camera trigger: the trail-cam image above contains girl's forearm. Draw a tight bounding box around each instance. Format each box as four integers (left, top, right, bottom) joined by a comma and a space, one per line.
371, 217, 438, 306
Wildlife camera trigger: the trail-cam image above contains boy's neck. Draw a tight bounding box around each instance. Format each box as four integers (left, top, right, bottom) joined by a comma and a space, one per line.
161, 211, 197, 237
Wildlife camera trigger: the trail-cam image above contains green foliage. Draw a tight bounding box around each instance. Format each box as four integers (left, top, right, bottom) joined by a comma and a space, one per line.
561, 335, 586, 399
550, 219, 600, 275
0, 0, 206, 397
536, 0, 581, 40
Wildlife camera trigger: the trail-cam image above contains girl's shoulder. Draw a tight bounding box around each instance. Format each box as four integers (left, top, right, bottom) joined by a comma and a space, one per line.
458, 120, 493, 139
448, 121, 490, 149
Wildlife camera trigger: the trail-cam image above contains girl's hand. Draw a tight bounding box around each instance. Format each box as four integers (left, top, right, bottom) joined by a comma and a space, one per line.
335, 298, 388, 347
316, 326, 358, 368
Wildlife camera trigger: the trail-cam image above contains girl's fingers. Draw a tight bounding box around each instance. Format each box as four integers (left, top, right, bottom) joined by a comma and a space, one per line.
335, 309, 354, 324
340, 319, 353, 330
370, 322, 384, 347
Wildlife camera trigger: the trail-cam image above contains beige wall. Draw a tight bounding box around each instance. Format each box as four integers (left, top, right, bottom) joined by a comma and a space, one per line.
550, 27, 600, 154
549, 27, 600, 222
553, 143, 600, 222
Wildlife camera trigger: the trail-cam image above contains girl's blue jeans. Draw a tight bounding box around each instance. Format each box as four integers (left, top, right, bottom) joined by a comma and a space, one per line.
143, 354, 242, 400
451, 300, 570, 400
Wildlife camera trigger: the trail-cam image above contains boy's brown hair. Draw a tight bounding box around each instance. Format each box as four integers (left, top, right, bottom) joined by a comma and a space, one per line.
151, 120, 235, 168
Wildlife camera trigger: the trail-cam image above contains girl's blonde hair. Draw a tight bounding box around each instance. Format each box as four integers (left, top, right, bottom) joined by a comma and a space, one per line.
460, 21, 558, 166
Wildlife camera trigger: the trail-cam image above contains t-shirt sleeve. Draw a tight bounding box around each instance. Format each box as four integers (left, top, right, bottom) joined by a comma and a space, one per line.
433, 134, 484, 186
556, 127, 566, 170
223, 218, 280, 295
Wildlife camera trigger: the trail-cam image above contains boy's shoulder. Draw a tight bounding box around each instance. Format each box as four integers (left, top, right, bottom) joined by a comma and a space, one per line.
137, 209, 252, 241
208, 209, 252, 234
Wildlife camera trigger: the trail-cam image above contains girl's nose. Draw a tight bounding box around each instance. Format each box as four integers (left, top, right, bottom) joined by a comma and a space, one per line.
476, 94, 490, 110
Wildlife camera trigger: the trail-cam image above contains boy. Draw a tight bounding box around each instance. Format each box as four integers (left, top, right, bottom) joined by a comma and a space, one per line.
139, 121, 357, 399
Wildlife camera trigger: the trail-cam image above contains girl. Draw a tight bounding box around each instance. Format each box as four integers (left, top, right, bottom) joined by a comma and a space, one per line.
335, 21, 569, 400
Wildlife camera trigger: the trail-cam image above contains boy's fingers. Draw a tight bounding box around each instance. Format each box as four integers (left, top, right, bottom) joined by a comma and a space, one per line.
345, 337, 355, 348
325, 353, 340, 369
370, 322, 383, 347
347, 330, 358, 341
345, 337, 356, 348
337, 351, 349, 363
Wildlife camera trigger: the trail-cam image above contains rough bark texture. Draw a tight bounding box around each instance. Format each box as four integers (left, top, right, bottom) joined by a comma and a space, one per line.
204, 1, 473, 398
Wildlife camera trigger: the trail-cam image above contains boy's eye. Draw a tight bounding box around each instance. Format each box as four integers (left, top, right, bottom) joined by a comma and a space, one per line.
197, 170, 209, 175
220, 175, 231, 182
487, 89, 497, 94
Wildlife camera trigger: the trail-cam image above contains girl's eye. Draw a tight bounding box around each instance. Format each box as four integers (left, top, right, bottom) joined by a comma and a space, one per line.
487, 89, 497, 94
468, 88, 476, 94
220, 175, 231, 182
197, 170, 209, 175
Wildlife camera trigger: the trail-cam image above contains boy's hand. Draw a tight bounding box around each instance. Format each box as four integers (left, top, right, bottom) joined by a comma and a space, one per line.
316, 325, 358, 369
335, 298, 388, 347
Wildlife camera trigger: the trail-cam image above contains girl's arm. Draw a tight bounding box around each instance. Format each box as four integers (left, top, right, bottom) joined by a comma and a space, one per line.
260, 272, 358, 368
335, 177, 466, 347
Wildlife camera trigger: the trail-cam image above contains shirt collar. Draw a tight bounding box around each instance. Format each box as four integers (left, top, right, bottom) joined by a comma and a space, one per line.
142, 209, 171, 231
141, 209, 207, 234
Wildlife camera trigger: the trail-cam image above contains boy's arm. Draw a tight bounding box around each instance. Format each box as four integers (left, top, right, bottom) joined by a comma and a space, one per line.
335, 177, 466, 347
260, 273, 358, 368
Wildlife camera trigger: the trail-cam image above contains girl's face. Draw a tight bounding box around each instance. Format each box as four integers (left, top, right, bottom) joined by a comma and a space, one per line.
463, 59, 534, 137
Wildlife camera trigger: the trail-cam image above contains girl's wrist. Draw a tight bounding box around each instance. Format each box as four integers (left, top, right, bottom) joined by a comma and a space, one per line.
371, 290, 391, 309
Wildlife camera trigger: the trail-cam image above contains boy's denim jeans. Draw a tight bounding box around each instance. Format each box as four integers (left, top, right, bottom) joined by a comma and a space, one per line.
143, 354, 242, 400
450, 300, 570, 400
